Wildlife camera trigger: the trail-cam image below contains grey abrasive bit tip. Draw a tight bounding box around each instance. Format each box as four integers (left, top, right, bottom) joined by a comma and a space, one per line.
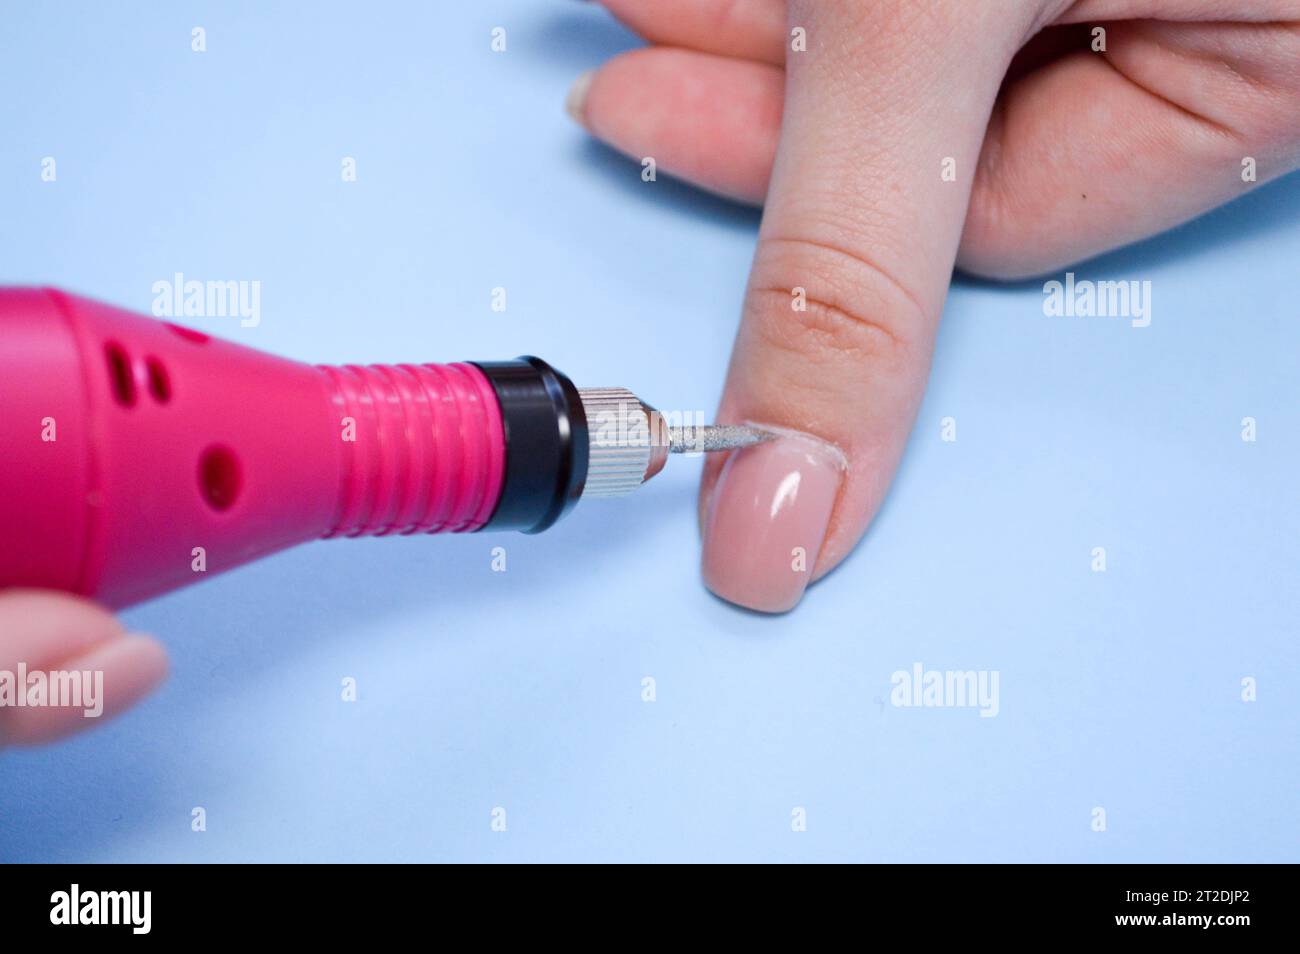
667, 424, 775, 453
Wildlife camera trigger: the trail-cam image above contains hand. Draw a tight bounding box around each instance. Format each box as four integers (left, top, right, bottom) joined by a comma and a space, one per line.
566, 0, 1300, 611
0, 591, 167, 747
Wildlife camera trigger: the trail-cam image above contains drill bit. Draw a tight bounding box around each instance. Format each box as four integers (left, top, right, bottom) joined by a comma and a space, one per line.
667, 424, 774, 453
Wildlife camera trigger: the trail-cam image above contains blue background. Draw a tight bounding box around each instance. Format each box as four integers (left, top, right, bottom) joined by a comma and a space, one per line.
1, 1, 1296, 863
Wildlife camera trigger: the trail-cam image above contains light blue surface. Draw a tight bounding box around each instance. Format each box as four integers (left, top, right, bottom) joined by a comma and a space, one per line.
1, 2, 1296, 863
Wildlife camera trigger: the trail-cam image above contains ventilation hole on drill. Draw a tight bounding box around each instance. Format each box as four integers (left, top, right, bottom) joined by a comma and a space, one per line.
145, 356, 171, 403
166, 322, 210, 345
198, 445, 242, 512
104, 342, 136, 407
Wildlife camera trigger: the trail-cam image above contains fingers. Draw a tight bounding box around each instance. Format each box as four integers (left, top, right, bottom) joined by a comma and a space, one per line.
571, 20, 1300, 284
699, 0, 1045, 612
595, 0, 787, 65
0, 590, 168, 747
960, 20, 1300, 278
567, 46, 783, 204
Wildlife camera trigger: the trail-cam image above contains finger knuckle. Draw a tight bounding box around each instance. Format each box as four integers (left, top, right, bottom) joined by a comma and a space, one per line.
748, 235, 929, 374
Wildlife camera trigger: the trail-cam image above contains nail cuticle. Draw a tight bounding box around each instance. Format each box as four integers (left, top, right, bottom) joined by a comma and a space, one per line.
739, 421, 849, 471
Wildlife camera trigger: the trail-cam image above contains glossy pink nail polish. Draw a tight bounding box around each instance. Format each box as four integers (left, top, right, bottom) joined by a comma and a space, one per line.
701, 428, 844, 613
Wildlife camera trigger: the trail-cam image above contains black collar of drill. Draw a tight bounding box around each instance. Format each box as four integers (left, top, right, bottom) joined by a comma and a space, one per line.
471, 357, 588, 534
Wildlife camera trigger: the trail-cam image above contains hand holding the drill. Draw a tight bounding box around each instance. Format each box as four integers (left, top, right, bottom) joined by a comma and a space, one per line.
567, 0, 1300, 610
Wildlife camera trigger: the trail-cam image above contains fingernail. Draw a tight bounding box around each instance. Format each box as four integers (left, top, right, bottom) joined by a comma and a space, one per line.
702, 427, 845, 613
565, 69, 595, 127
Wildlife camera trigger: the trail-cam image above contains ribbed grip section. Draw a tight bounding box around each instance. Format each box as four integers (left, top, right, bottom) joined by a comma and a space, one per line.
317, 362, 505, 537
579, 387, 653, 498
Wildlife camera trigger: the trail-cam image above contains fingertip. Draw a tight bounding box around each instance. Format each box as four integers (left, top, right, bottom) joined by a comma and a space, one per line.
564, 48, 781, 204
0, 632, 169, 747
107, 633, 171, 698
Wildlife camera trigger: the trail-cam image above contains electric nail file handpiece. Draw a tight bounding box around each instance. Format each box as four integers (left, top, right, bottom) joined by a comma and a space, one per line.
0, 288, 769, 608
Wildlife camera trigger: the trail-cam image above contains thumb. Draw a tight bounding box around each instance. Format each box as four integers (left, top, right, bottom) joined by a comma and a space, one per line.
701, 0, 1046, 612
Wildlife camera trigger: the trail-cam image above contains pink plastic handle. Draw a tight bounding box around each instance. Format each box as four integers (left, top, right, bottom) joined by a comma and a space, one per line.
0, 288, 506, 608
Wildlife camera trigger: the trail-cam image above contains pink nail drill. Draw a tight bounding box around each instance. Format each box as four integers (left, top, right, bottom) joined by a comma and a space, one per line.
0, 288, 769, 608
